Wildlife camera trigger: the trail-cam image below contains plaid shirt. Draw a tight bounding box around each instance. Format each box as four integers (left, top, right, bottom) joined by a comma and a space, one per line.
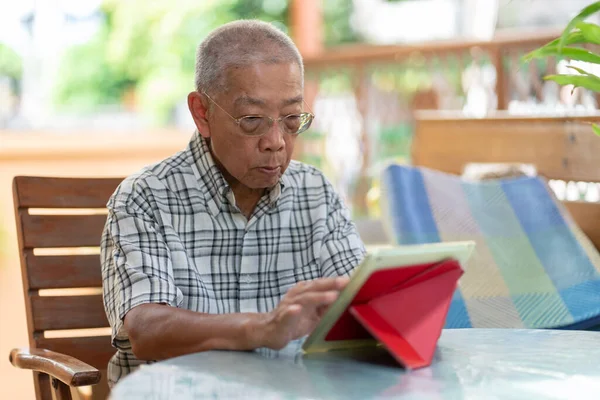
101, 132, 366, 386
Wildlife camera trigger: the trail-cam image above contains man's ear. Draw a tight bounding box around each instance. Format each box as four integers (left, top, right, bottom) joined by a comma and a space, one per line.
188, 91, 211, 139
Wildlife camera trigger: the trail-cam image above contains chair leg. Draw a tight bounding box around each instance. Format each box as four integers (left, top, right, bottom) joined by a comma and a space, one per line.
51, 377, 73, 400
34, 372, 53, 400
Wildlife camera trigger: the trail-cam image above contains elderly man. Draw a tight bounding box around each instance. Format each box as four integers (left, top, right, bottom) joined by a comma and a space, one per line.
101, 19, 366, 386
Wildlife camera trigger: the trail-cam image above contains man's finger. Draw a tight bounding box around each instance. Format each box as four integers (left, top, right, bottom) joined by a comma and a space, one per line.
267, 305, 302, 349
289, 276, 350, 296
291, 290, 340, 307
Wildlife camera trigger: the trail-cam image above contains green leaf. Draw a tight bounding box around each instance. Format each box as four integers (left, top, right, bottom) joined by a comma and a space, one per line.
555, 47, 600, 64
523, 45, 564, 61
543, 74, 600, 91
522, 44, 600, 65
575, 21, 600, 45
559, 1, 600, 50
593, 124, 600, 137
565, 65, 600, 79
522, 31, 586, 62
525, 46, 600, 65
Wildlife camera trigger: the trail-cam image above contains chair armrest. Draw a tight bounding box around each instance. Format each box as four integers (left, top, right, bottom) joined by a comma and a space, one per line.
9, 348, 101, 387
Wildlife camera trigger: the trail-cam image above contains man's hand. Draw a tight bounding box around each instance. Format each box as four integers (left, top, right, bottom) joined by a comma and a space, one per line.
259, 276, 350, 350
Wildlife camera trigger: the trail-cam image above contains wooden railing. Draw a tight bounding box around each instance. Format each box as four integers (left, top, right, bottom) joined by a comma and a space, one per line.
299, 28, 599, 217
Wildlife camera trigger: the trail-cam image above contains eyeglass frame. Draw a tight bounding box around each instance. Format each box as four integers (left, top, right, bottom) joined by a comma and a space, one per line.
201, 91, 315, 137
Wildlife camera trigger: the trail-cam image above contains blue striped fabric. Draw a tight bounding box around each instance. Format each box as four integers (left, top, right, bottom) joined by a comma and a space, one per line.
381, 164, 600, 329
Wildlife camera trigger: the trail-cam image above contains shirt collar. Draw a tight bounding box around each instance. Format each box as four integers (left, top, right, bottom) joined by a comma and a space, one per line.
190, 132, 230, 204
188, 132, 288, 213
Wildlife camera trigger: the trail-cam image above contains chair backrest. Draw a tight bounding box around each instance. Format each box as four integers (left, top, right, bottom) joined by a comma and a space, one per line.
412, 113, 600, 251
13, 176, 122, 399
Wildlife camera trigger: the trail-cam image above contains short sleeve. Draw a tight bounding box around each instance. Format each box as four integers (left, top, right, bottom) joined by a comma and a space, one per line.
101, 180, 183, 347
319, 185, 367, 277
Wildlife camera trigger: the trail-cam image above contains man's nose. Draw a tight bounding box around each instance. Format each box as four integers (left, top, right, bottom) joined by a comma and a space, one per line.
259, 120, 286, 152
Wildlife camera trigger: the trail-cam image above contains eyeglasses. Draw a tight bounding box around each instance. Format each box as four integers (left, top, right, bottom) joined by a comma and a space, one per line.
202, 91, 314, 137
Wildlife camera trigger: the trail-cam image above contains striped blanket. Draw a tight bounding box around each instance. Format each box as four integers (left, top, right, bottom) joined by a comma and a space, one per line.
381, 164, 600, 329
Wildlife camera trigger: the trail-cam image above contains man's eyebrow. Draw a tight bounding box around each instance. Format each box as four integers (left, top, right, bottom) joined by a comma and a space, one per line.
281, 95, 303, 107
233, 95, 304, 108
234, 96, 266, 107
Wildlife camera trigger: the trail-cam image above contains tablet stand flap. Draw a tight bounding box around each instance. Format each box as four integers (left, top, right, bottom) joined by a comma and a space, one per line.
349, 260, 463, 369
325, 260, 455, 342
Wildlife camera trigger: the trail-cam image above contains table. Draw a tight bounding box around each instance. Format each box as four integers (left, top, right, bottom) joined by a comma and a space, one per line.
110, 329, 600, 399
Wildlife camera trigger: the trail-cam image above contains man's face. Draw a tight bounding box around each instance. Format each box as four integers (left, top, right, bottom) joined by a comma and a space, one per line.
193, 62, 303, 190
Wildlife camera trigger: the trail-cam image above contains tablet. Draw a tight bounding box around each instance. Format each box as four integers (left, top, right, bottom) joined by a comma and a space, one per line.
302, 241, 475, 368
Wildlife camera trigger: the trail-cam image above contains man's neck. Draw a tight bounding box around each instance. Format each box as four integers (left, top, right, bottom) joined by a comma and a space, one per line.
229, 183, 265, 219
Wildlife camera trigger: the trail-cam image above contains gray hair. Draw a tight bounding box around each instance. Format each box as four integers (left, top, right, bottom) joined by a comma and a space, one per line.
195, 20, 304, 94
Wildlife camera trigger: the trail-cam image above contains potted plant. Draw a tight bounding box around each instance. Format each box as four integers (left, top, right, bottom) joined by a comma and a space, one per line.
523, 1, 600, 136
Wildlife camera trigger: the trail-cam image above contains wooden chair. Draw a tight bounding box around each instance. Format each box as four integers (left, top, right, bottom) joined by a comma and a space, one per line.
412, 113, 600, 252
9, 176, 123, 400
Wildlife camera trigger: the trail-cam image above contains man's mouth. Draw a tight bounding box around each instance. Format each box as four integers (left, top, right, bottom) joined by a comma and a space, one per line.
257, 166, 281, 175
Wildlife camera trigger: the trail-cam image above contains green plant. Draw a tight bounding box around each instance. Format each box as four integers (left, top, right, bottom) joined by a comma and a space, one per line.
523, 1, 600, 136
0, 43, 22, 81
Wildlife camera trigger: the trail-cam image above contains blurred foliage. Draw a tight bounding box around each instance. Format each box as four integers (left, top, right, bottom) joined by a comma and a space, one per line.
317, 68, 355, 94
52, 0, 356, 124
229, 0, 289, 31
53, 22, 136, 111
323, 0, 358, 46
0, 43, 22, 80
54, 0, 236, 121
297, 129, 326, 170
375, 123, 412, 162
371, 64, 433, 96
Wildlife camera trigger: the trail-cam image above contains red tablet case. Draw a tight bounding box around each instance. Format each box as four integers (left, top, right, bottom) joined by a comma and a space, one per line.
323, 258, 463, 369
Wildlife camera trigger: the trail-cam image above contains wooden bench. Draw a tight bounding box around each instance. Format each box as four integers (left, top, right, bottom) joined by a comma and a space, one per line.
412, 112, 600, 252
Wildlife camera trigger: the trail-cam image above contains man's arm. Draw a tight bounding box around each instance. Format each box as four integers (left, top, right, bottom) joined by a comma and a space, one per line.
124, 277, 348, 361
124, 305, 262, 360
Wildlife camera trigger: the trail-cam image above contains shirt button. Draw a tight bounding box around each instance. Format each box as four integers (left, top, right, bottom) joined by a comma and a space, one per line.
244, 274, 252, 284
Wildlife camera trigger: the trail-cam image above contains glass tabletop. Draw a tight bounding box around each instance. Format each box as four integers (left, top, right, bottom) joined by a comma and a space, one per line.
110, 329, 600, 400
